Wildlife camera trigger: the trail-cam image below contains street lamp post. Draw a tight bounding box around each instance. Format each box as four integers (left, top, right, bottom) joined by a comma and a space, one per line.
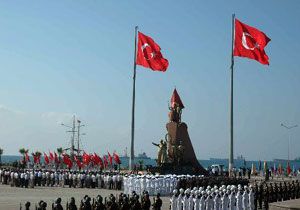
281, 123, 298, 161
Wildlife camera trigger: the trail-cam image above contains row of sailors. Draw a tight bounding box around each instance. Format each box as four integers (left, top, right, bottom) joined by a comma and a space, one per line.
123, 174, 178, 196
0, 169, 123, 190
170, 184, 255, 210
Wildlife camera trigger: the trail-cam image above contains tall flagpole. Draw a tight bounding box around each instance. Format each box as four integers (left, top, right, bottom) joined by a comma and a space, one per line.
229, 14, 235, 176
130, 26, 138, 171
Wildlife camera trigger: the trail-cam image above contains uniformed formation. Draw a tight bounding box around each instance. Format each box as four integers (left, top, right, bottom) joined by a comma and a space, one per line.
21, 192, 163, 210
0, 169, 123, 190
254, 180, 300, 209
170, 180, 300, 210
169, 184, 254, 210
123, 174, 178, 196
175, 176, 249, 191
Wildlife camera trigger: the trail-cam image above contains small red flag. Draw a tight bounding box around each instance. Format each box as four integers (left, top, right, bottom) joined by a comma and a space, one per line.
44, 153, 49, 165
234, 18, 271, 65
103, 155, 108, 168
25, 152, 30, 162
49, 151, 54, 161
62, 154, 73, 169
74, 156, 83, 168
287, 162, 291, 175
82, 152, 91, 165
54, 152, 59, 163
113, 152, 121, 165
107, 152, 113, 165
32, 154, 40, 164
136, 32, 169, 71
171, 88, 184, 109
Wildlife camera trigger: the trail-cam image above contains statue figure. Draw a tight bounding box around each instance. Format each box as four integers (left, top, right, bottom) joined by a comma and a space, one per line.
168, 103, 183, 123
152, 140, 168, 166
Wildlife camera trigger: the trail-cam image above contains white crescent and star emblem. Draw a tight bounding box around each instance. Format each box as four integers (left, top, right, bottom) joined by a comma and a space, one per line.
242, 32, 260, 51
141, 43, 155, 60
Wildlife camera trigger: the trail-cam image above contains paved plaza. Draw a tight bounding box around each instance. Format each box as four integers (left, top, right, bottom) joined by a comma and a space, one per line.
0, 184, 170, 210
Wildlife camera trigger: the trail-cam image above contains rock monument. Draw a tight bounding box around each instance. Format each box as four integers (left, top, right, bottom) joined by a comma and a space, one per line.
153, 88, 208, 175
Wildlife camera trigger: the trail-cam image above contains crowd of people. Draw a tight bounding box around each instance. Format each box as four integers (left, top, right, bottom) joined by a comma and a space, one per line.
21, 192, 163, 210
170, 184, 254, 210
0, 168, 123, 190
123, 174, 178, 196
169, 180, 300, 210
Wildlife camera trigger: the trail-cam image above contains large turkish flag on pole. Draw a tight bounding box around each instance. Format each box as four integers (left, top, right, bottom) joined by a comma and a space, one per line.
234, 18, 271, 65
136, 32, 169, 71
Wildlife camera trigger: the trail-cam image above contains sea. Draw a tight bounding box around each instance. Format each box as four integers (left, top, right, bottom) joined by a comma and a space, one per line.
2, 155, 300, 171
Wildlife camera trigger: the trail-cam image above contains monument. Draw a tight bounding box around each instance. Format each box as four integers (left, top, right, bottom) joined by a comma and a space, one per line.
152, 89, 208, 175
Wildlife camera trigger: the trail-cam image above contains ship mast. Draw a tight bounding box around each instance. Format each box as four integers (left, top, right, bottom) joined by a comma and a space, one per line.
61, 116, 86, 160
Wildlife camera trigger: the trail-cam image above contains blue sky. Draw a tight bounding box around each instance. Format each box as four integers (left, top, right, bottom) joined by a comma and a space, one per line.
0, 1, 299, 161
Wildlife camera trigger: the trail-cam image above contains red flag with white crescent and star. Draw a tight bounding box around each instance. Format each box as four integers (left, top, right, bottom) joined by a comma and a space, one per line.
234, 18, 271, 65
113, 152, 121, 165
107, 152, 113, 165
136, 32, 169, 71
25, 152, 30, 162
44, 153, 50, 165
49, 151, 54, 162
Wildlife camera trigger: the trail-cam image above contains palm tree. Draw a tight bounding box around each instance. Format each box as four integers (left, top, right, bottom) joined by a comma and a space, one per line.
19, 148, 26, 156
24, 149, 29, 158
0, 148, 3, 165
19, 148, 29, 163
19, 148, 26, 162
57, 147, 63, 156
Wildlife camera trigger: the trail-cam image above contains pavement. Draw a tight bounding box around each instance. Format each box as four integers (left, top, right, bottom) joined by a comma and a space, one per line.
270, 199, 300, 210
0, 184, 170, 210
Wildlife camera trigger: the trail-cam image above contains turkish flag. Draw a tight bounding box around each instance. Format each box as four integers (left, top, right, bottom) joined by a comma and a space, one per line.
44, 153, 49, 165
113, 152, 121, 165
92, 153, 102, 166
82, 152, 91, 165
25, 152, 30, 162
136, 32, 169, 71
287, 162, 291, 175
74, 156, 83, 168
107, 152, 113, 165
234, 18, 271, 65
54, 152, 59, 163
103, 155, 108, 168
62, 154, 73, 169
49, 151, 54, 162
